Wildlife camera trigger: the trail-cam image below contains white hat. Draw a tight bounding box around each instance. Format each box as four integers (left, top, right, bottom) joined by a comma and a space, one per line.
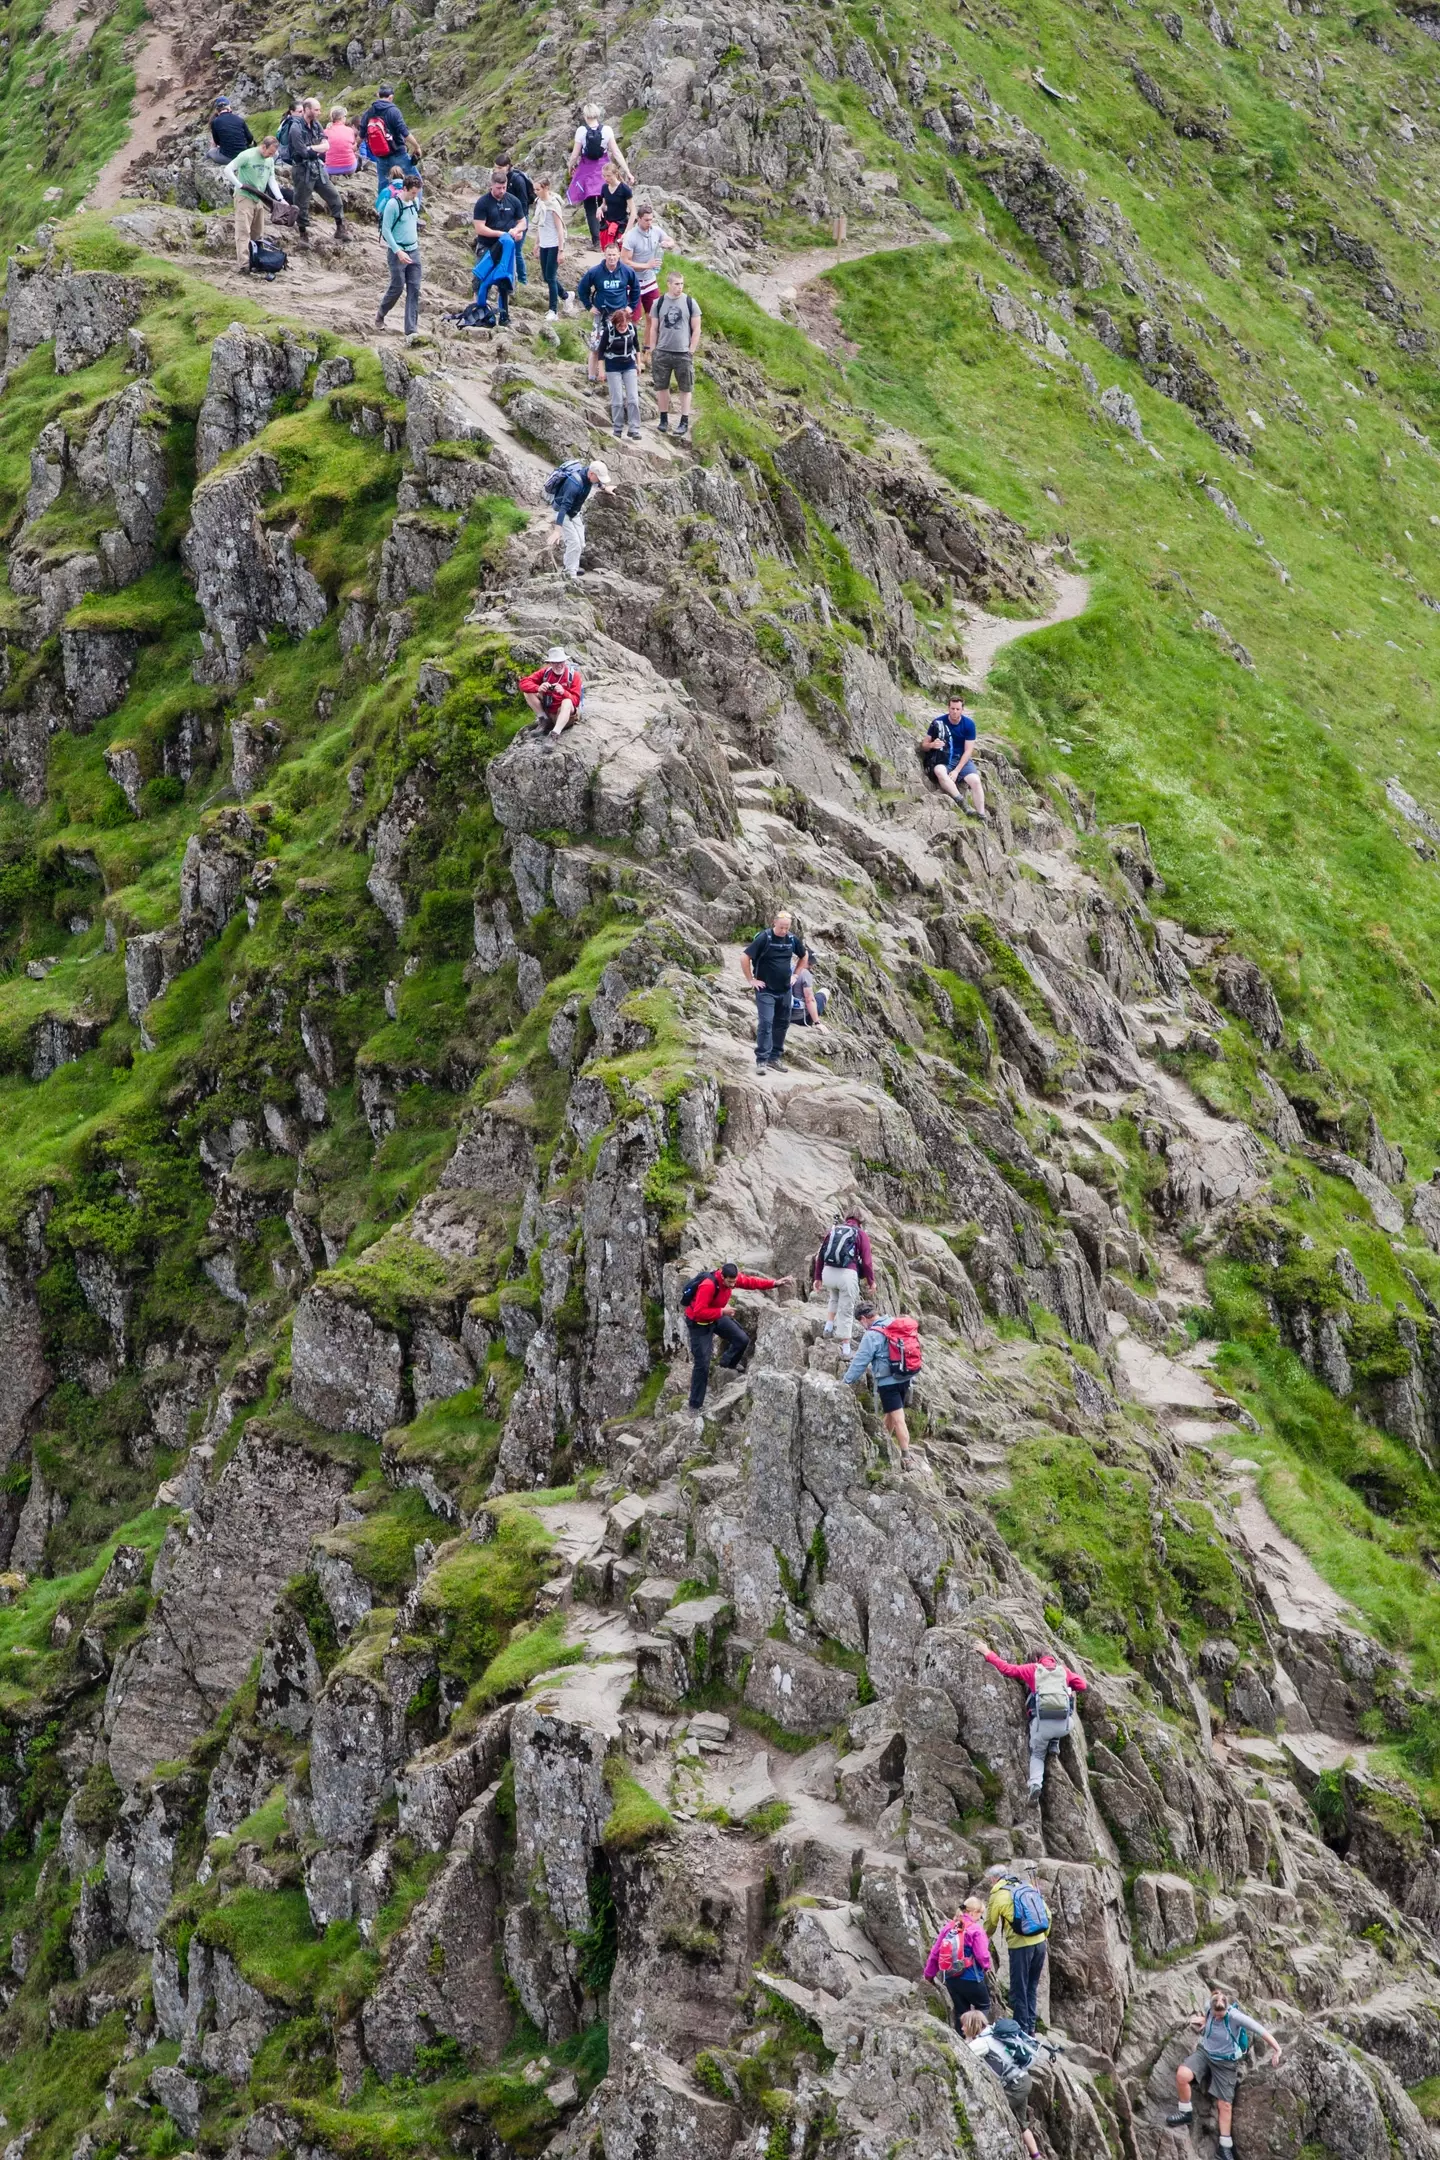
590, 461, 613, 487
545, 645, 568, 663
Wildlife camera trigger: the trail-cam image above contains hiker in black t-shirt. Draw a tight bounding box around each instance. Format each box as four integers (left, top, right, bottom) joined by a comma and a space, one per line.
741, 910, 808, 1073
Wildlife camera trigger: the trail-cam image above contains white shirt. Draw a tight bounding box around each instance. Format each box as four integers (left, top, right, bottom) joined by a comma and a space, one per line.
572, 122, 618, 158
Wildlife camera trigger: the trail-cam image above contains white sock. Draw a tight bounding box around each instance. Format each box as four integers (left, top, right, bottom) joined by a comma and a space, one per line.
1174, 2103, 1193, 2118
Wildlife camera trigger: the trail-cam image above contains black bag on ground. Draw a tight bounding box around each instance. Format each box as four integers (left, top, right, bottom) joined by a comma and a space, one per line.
249, 237, 287, 276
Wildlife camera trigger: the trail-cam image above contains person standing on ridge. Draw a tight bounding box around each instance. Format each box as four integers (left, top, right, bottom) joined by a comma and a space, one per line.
983, 1868, 1051, 2039
1167, 1985, 1282, 2159
597, 159, 633, 248
358, 83, 410, 198
919, 690, 986, 818
682, 1260, 795, 1412
742, 909, 807, 1073
532, 176, 573, 319
543, 458, 616, 582
811, 1210, 875, 1355
843, 1301, 921, 1466
649, 272, 701, 437
375, 173, 423, 336
621, 200, 666, 318
974, 1639, 1087, 1802
229, 137, 283, 271
290, 98, 349, 243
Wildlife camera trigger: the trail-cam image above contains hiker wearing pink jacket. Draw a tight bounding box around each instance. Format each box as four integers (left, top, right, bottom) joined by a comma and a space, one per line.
976, 1641, 1087, 1801
925, 1900, 992, 2024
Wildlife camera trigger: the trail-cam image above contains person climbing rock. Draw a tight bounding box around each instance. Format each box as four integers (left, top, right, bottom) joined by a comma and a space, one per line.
532, 176, 572, 318
209, 97, 253, 163
742, 910, 808, 1072
375, 174, 423, 337
960, 2012, 1055, 2156
1166, 1986, 1281, 2156
621, 200, 666, 317
983, 1870, 1051, 2038
324, 105, 359, 177
291, 99, 349, 243
496, 154, 534, 283
843, 1302, 921, 1466
518, 647, 584, 744
650, 272, 701, 438
925, 1901, 992, 2025
577, 242, 641, 393
919, 691, 986, 818
810, 1210, 875, 1355
600, 307, 642, 441
358, 83, 410, 197
975, 1641, 1088, 1801
683, 1261, 794, 1412
228, 137, 283, 271
543, 458, 615, 581
567, 104, 632, 244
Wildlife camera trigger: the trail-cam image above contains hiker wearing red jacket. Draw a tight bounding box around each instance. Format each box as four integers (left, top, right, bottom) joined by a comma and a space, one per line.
684, 1260, 794, 1413
976, 1641, 1087, 1800
519, 645, 584, 745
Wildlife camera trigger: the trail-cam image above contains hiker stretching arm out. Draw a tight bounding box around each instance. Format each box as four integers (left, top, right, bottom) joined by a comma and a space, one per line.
975, 1642, 1086, 1802
1168, 1985, 1281, 2156
844, 1301, 916, 1465
683, 1261, 794, 1415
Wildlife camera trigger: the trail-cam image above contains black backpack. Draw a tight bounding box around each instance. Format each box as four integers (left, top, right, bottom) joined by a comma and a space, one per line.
821, 1224, 858, 1270
681, 1268, 722, 1314
249, 237, 287, 277
543, 459, 588, 507
582, 122, 606, 161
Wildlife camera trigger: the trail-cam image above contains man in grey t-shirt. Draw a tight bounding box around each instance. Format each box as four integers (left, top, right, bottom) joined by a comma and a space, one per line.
622, 202, 666, 317
649, 272, 702, 437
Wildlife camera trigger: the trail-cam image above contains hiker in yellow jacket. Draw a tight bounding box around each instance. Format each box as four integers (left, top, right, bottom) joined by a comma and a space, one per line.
985, 1870, 1051, 2038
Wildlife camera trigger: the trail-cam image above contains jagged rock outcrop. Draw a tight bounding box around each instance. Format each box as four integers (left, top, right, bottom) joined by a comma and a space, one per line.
182, 451, 328, 686
196, 323, 317, 475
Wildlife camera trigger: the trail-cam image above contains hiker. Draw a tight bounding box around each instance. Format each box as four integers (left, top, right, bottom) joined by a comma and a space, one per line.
621, 200, 666, 316
683, 1261, 795, 1412
497, 155, 534, 283
519, 646, 584, 744
533, 176, 573, 319
209, 97, 253, 162
544, 458, 616, 581
961, 2012, 1051, 2157
843, 1302, 921, 1465
228, 137, 284, 271
924, 1901, 993, 2025
468, 232, 518, 326
290, 99, 348, 242
790, 961, 827, 1027
919, 692, 986, 817
1167, 1986, 1281, 2155
576, 243, 641, 392
975, 1641, 1088, 1801
358, 83, 410, 196
375, 174, 423, 337
324, 105, 359, 176
983, 1870, 1051, 2038
810, 1211, 875, 1354
567, 104, 632, 243
473, 166, 528, 324
597, 160, 633, 248
600, 306, 642, 441
741, 910, 808, 1072
649, 272, 701, 437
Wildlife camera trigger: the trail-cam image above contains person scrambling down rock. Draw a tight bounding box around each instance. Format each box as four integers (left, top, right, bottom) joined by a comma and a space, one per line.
919, 691, 987, 818
742, 910, 808, 1072
811, 1210, 875, 1355
577, 243, 642, 395
600, 307, 642, 441
519, 647, 583, 744
983, 1869, 1051, 2037
925, 1900, 992, 2025
975, 1640, 1087, 1801
843, 1301, 922, 1465
961, 2011, 1059, 2156
1167, 1986, 1281, 2156
543, 458, 615, 582
682, 1261, 794, 1412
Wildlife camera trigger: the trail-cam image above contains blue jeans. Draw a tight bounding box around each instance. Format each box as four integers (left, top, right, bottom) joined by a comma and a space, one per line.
513, 230, 527, 283
1008, 1942, 1046, 2035
374, 151, 416, 199
754, 987, 792, 1066
539, 245, 567, 310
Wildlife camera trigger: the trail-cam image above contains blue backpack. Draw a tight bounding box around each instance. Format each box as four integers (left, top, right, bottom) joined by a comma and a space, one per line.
1006, 1878, 1050, 1937
1203, 2006, 1251, 2061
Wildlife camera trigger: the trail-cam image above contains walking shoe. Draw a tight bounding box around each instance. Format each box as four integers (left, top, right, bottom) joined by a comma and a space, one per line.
334, 221, 350, 243
658, 412, 670, 432
546, 308, 557, 321
497, 308, 510, 326
373, 310, 386, 327
838, 1340, 853, 1356
768, 1057, 788, 1073
677, 416, 690, 436
1165, 2110, 1194, 2128
627, 426, 642, 439
564, 295, 578, 314
612, 425, 623, 438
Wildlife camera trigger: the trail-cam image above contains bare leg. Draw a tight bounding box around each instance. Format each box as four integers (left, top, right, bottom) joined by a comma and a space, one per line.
965, 768, 987, 814
1216, 2100, 1232, 2139
1175, 2064, 1195, 2106
884, 1407, 911, 1456
932, 766, 963, 803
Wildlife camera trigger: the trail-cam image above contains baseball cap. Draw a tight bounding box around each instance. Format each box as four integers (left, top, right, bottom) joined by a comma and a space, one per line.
590, 461, 613, 488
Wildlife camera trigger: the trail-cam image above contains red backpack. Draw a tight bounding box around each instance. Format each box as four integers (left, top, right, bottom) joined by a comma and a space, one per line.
878, 1315, 922, 1375
366, 115, 394, 155
936, 1923, 974, 1973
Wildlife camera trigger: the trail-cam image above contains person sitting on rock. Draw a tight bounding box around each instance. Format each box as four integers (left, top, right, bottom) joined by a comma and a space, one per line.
974, 1640, 1087, 1803
1167, 1986, 1281, 2158
961, 2011, 1057, 2156
925, 1899, 993, 2025
209, 97, 254, 163
518, 646, 584, 745
842, 1301, 920, 1467
683, 1261, 794, 1414
789, 963, 827, 1028
918, 691, 986, 818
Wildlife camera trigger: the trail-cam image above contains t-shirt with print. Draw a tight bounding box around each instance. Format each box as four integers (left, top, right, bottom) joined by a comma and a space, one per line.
653, 293, 699, 354
745, 928, 807, 994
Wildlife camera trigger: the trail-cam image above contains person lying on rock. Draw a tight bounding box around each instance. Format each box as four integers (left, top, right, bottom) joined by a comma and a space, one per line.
974, 1639, 1087, 1802
842, 1301, 921, 1467
961, 2011, 1060, 2156
518, 646, 584, 745
918, 691, 987, 818
683, 1260, 794, 1416
1167, 1986, 1281, 2157
925, 1898, 993, 2025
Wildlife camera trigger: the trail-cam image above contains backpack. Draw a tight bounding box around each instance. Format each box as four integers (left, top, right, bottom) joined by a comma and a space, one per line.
1033, 1662, 1073, 1721
248, 237, 287, 278
1004, 1878, 1050, 1937
366, 114, 395, 155
582, 122, 606, 161
681, 1268, 723, 1319
543, 459, 589, 507
276, 113, 295, 156
1203, 2006, 1251, 2061
821, 1224, 858, 1271
878, 1316, 922, 1375
936, 1924, 976, 1975
989, 2019, 1037, 2080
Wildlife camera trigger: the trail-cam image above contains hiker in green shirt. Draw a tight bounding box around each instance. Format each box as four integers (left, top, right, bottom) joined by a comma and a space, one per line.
376, 175, 423, 337
229, 138, 281, 272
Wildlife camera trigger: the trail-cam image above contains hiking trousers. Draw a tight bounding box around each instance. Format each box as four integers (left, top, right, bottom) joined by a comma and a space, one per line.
379, 250, 422, 334
821, 1264, 859, 1342
560, 513, 585, 578
943, 1971, 990, 2026
606, 365, 640, 432
687, 1316, 747, 1410
539, 245, 567, 310
1008, 1941, 1046, 2036
234, 194, 266, 268
294, 162, 343, 228
754, 986, 792, 1066
1029, 1710, 1071, 1794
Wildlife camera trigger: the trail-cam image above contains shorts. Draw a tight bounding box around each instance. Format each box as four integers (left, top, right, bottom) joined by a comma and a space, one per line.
652, 350, 694, 392
1006, 2073, 1032, 2129
1182, 2050, 1239, 2106
638, 285, 658, 314
877, 1379, 911, 1413
955, 759, 978, 784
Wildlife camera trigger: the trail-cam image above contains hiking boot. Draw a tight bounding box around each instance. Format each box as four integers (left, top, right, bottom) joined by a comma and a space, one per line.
768, 1057, 789, 1073
658, 413, 670, 432
334, 220, 349, 242
677, 416, 690, 437
373, 310, 386, 328
1164, 2110, 1194, 2129
627, 426, 642, 440
497, 309, 510, 327
822, 1321, 835, 1338
612, 425, 623, 439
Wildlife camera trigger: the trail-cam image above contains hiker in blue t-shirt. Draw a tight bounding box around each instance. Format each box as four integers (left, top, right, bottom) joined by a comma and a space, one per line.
1167, 1985, 1281, 2157
918, 691, 986, 818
